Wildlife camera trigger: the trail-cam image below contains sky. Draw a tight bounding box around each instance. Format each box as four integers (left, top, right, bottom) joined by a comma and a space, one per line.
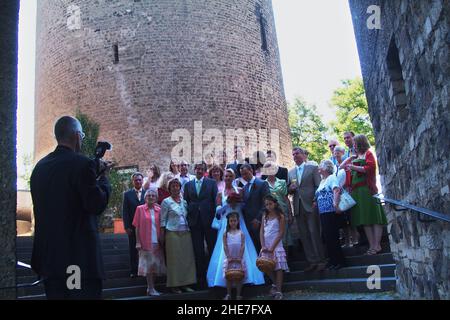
16, 0, 362, 188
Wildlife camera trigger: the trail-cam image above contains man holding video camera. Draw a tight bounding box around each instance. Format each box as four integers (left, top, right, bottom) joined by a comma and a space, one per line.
30, 116, 112, 299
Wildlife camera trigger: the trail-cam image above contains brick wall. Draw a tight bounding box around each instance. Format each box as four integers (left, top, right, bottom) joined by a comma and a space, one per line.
35, 0, 293, 172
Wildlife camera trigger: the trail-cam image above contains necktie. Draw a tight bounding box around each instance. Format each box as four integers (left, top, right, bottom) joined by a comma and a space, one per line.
196, 180, 201, 196
246, 181, 252, 193
297, 165, 303, 185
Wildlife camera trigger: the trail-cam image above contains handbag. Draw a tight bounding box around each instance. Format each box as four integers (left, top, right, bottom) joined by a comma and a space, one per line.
338, 189, 356, 211
211, 215, 221, 230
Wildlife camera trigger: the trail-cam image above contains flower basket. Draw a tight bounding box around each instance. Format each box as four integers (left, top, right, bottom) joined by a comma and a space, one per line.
256, 251, 275, 274
225, 261, 245, 282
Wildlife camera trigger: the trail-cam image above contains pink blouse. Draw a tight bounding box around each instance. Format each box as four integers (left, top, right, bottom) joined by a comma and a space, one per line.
132, 203, 161, 251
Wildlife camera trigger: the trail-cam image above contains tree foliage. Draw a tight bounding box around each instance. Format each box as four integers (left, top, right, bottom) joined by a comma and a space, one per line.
76, 110, 99, 158
74, 111, 129, 225
107, 169, 132, 218
288, 97, 328, 163
329, 78, 375, 145
288, 78, 375, 162
19, 153, 33, 189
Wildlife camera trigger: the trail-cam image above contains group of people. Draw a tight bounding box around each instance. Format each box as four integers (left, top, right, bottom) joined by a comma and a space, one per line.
29, 116, 386, 300
122, 131, 387, 300
123, 159, 288, 299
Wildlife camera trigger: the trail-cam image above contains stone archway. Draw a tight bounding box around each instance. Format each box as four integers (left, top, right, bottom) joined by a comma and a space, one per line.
0, 1, 19, 299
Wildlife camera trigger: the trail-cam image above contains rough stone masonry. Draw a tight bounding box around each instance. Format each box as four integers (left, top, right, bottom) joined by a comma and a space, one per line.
0, 0, 19, 299
349, 0, 450, 299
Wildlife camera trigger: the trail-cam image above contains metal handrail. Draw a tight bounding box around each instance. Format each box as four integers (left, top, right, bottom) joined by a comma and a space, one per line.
373, 193, 450, 223
0, 261, 44, 291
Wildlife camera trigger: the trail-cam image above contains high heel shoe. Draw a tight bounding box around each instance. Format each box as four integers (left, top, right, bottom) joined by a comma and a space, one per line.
182, 286, 195, 293
171, 287, 182, 294
273, 292, 283, 300
270, 284, 277, 296
147, 288, 161, 296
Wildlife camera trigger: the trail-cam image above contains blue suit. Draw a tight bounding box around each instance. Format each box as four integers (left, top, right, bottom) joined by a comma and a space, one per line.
122, 188, 145, 275
184, 177, 218, 282
242, 178, 270, 251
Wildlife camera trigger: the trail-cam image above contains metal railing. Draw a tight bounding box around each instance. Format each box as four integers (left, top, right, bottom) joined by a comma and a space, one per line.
373, 193, 450, 223
0, 261, 43, 291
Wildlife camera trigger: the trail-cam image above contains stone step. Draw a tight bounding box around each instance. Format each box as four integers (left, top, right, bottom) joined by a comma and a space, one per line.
16, 251, 393, 278
17, 274, 397, 300
285, 264, 396, 282
283, 277, 397, 293
17, 249, 130, 261
18, 275, 149, 296
18, 269, 132, 285
17, 250, 130, 264
17, 240, 390, 256
16, 242, 129, 253
16, 234, 128, 244
119, 277, 396, 300
17, 283, 183, 300
18, 263, 396, 297
16, 261, 131, 277
289, 252, 394, 270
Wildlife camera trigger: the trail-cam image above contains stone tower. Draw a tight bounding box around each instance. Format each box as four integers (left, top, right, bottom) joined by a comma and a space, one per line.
34, 0, 292, 171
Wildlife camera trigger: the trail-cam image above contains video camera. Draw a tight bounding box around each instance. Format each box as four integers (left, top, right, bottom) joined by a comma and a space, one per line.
93, 141, 112, 177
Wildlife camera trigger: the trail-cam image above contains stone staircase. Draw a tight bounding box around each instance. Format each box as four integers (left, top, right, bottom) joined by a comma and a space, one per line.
16, 234, 396, 300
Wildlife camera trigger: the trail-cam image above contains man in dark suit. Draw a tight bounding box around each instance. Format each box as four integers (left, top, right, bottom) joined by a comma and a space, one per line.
122, 172, 145, 277
261, 150, 288, 181
240, 164, 270, 252
30, 116, 111, 299
183, 161, 218, 285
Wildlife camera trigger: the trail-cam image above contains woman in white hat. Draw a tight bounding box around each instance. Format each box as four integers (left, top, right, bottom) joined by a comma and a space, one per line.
262, 161, 294, 257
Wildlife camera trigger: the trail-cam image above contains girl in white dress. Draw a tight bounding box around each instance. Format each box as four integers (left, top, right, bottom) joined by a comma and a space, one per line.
223, 212, 245, 300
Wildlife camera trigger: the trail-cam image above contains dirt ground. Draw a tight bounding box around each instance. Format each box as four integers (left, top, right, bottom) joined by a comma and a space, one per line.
251, 290, 400, 300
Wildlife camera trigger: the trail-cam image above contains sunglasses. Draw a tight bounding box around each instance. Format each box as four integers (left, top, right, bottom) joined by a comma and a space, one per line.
77, 131, 86, 139
328, 144, 336, 148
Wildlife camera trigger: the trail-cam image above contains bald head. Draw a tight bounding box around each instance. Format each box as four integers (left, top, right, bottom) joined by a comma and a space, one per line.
54, 116, 83, 152
54, 116, 82, 143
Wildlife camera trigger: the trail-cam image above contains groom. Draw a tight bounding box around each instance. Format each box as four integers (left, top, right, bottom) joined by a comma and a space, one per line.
240, 163, 270, 252
184, 161, 218, 287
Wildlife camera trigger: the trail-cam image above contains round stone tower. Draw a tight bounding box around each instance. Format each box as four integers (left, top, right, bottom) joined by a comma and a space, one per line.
35, 0, 292, 171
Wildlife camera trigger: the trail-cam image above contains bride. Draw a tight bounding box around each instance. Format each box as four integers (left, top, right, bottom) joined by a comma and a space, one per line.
206, 169, 265, 288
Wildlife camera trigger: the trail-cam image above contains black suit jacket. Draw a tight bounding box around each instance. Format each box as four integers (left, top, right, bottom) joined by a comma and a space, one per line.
122, 189, 146, 230
242, 178, 270, 223
30, 146, 111, 280
183, 177, 218, 228
262, 166, 288, 181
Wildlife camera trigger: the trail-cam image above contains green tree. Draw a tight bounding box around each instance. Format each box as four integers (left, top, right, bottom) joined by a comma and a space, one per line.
288, 97, 328, 163
74, 112, 128, 227
329, 78, 375, 145
19, 153, 33, 189
76, 110, 99, 157
107, 169, 132, 218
